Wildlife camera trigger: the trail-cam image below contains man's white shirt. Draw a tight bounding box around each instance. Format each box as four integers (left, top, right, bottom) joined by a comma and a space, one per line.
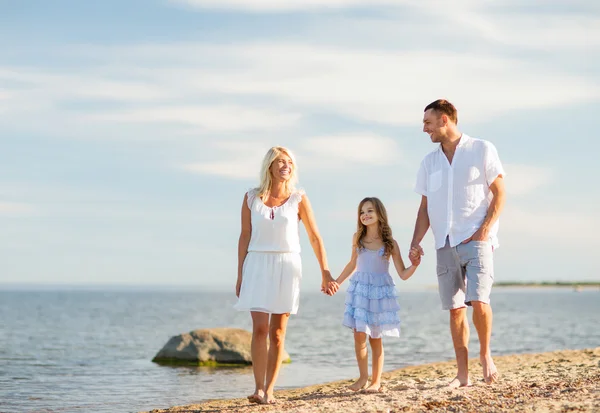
414, 134, 506, 250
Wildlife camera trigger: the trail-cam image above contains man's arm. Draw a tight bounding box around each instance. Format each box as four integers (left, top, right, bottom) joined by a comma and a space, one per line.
410, 195, 430, 256
465, 175, 506, 242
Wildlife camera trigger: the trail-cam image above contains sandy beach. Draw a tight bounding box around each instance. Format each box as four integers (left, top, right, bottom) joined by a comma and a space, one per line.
143, 347, 600, 413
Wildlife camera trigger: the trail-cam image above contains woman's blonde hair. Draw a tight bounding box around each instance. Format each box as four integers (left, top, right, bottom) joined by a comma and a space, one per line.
354, 197, 394, 258
256, 146, 298, 200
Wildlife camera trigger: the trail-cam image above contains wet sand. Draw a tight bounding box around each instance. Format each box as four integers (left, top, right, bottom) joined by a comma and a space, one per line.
143, 347, 600, 413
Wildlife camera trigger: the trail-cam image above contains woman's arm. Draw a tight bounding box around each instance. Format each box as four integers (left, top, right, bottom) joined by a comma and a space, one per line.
336, 242, 358, 286
298, 193, 339, 295
236, 193, 252, 297
391, 239, 419, 281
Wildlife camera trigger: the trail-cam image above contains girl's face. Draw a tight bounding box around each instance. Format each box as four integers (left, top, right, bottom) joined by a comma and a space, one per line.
359, 201, 378, 226
270, 153, 293, 182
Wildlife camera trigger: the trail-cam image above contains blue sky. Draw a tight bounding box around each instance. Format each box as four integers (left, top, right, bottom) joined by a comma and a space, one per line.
1, 0, 599, 289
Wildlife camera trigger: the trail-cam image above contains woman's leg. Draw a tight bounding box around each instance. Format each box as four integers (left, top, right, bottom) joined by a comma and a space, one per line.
249, 311, 269, 402
365, 337, 384, 392
263, 313, 290, 404
349, 331, 369, 391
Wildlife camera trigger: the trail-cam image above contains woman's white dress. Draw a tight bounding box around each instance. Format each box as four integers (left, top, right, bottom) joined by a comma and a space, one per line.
234, 188, 305, 315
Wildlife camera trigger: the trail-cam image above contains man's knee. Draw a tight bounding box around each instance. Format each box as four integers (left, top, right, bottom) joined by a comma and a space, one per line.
471, 300, 490, 313
449, 307, 467, 321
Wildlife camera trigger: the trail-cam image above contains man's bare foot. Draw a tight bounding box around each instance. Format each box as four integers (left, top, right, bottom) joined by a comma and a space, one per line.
348, 377, 369, 392
247, 390, 264, 404
260, 393, 277, 404
448, 376, 471, 388
481, 354, 499, 384
364, 382, 385, 393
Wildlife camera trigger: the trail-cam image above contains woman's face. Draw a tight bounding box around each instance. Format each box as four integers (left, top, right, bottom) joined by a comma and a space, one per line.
360, 201, 378, 226
270, 153, 293, 182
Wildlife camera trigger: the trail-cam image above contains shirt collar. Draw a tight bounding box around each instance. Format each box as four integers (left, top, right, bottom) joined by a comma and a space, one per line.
437, 133, 469, 153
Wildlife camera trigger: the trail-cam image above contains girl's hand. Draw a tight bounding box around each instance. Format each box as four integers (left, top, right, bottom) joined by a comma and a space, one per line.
326, 281, 339, 296
409, 250, 421, 267
321, 270, 339, 296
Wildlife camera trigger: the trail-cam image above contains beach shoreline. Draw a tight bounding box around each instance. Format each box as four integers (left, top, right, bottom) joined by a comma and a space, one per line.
143, 347, 600, 413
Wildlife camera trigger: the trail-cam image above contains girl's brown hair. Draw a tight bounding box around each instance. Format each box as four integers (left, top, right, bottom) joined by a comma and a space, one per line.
353, 197, 394, 258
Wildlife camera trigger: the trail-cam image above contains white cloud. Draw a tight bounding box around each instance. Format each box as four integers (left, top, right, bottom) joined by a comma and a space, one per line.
504, 164, 553, 196
84, 105, 301, 132
0, 202, 37, 216
0, 68, 168, 102
169, 0, 403, 12
180, 140, 270, 179
439, 7, 600, 51
161, 43, 598, 126
182, 160, 258, 179
181, 133, 404, 179
502, 206, 599, 244
301, 134, 401, 165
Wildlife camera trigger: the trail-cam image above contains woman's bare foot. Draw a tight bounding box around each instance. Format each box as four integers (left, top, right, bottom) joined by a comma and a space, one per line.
481, 354, 499, 384
247, 389, 264, 404
348, 377, 369, 392
260, 393, 277, 404
448, 376, 472, 388
364, 382, 385, 393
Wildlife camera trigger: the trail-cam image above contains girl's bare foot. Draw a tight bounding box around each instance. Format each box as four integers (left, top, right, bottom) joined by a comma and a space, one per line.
348, 377, 369, 392
247, 389, 264, 404
364, 382, 385, 393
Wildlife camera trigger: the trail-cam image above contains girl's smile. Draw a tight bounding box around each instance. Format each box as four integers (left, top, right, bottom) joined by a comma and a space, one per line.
360, 201, 378, 226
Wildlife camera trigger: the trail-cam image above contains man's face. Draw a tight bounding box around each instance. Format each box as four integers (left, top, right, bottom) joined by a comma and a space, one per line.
422, 109, 446, 143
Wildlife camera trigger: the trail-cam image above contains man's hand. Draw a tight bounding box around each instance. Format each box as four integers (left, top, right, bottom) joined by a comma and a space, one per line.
320, 270, 339, 296
409, 250, 422, 267
462, 227, 489, 244
410, 243, 424, 259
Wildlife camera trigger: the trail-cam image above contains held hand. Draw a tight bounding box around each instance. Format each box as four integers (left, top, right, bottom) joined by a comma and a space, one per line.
321, 270, 339, 296
409, 244, 424, 259
326, 281, 340, 296
409, 250, 421, 267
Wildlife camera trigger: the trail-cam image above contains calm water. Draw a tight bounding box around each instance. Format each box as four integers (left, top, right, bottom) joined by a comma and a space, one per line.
0, 288, 598, 413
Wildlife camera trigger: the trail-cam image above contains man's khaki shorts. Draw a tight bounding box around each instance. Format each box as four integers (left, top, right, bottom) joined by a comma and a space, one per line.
436, 238, 494, 310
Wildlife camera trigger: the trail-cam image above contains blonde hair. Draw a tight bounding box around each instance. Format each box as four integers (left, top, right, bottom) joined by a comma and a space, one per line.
256, 146, 298, 200
353, 197, 394, 258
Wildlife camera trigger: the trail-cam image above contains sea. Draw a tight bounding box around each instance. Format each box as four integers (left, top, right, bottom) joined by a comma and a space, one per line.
1, 287, 598, 413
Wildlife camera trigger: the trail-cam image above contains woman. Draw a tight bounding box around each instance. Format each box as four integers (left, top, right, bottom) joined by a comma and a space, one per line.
234, 146, 338, 405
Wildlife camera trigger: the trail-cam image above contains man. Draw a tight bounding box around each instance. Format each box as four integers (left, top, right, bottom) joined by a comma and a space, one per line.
410, 99, 506, 387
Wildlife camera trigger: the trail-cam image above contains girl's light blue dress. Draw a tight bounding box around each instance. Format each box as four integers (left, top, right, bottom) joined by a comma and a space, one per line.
343, 246, 401, 338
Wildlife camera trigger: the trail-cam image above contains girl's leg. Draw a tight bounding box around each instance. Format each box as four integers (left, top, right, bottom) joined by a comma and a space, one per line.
249, 311, 269, 402
349, 331, 369, 391
263, 313, 290, 404
365, 337, 384, 392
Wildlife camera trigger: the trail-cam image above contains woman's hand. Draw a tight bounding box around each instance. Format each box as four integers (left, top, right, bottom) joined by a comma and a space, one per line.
235, 277, 242, 297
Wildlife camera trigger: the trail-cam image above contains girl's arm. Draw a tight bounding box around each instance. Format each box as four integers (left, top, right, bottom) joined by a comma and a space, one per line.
336, 240, 358, 286
236, 193, 252, 297
298, 193, 339, 295
391, 239, 420, 281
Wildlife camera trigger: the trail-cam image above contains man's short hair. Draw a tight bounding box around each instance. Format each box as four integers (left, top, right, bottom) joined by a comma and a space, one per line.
424, 99, 458, 124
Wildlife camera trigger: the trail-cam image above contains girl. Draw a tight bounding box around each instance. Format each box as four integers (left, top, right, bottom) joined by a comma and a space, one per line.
335, 197, 420, 393
234, 146, 338, 405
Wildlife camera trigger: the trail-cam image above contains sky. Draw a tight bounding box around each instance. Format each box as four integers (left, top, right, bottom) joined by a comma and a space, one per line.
1, 0, 599, 290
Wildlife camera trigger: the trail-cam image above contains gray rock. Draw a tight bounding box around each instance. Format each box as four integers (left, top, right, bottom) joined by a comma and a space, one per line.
152, 327, 291, 366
